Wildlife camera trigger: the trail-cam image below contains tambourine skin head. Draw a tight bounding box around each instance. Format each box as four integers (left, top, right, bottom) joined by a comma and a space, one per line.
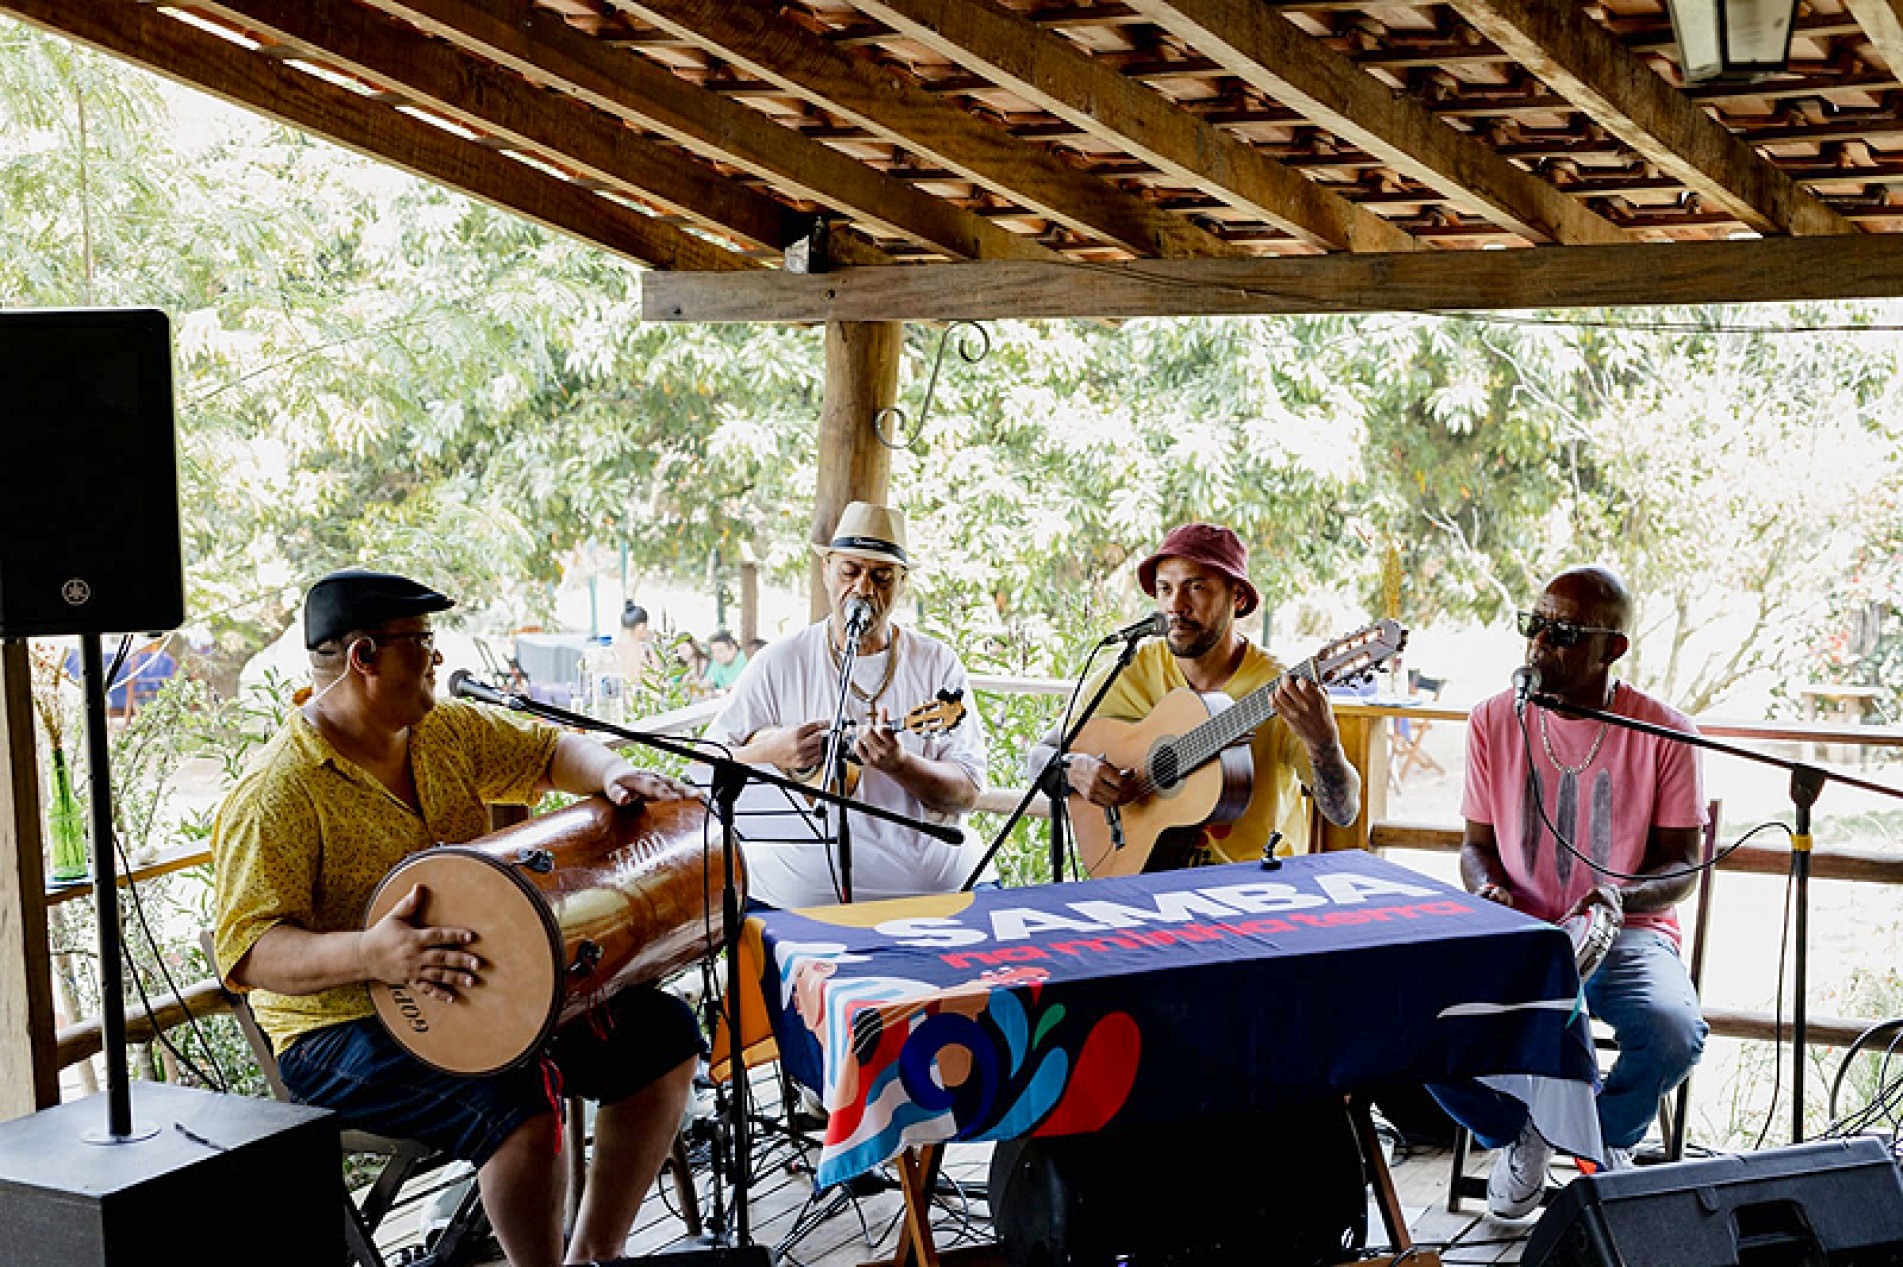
364, 847, 562, 1076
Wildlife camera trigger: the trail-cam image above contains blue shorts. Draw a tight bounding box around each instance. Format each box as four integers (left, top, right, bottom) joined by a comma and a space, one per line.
278, 985, 703, 1168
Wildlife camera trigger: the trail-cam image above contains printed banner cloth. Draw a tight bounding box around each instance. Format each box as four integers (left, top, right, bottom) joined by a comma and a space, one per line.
740, 851, 1599, 1187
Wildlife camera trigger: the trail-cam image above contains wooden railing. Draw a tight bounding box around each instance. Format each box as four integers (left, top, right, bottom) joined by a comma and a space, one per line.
58, 680, 1903, 1078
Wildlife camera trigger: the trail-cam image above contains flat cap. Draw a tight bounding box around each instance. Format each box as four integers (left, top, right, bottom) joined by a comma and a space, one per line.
304, 568, 454, 649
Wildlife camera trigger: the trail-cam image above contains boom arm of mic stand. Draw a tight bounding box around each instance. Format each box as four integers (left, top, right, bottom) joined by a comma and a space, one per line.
962, 632, 1149, 891
1525, 690, 1903, 1144
465, 689, 963, 843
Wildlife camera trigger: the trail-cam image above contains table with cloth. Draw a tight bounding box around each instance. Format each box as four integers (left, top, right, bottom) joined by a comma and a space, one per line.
730, 849, 1601, 1260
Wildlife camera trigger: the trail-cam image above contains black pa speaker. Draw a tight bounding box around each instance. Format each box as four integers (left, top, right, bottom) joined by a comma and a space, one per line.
990, 1102, 1368, 1267
1525, 1138, 1903, 1267
0, 308, 184, 637
0, 1082, 342, 1266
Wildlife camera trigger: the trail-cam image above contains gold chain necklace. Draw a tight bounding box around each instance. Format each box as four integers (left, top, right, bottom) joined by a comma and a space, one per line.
1539, 683, 1615, 776
828, 622, 901, 716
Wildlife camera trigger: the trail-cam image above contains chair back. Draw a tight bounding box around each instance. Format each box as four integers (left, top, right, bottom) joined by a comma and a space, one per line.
199, 930, 293, 1101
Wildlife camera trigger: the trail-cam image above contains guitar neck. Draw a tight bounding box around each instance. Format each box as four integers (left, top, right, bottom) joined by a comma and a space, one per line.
1173, 659, 1318, 772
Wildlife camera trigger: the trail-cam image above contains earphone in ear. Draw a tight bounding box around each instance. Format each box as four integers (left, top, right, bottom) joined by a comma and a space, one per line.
348, 637, 377, 672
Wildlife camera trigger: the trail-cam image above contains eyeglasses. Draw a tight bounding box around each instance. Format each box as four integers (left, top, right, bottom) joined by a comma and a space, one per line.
371, 630, 437, 655
1517, 611, 1619, 648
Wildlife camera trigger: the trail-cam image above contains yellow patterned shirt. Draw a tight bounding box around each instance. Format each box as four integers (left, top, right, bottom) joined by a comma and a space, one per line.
1086, 638, 1315, 862
211, 700, 559, 1049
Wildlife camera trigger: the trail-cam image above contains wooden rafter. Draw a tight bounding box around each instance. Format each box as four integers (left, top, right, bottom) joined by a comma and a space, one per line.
604, 0, 1255, 258
1441, 0, 1853, 237
1122, 0, 1631, 246
183, 0, 823, 260
359, 0, 1055, 262
642, 233, 1903, 321
0, 0, 754, 272
840, 0, 1416, 253
1844, 0, 1903, 81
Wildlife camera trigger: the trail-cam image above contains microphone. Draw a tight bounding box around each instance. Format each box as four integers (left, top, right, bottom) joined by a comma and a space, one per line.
843, 596, 874, 641
448, 668, 517, 708
1098, 611, 1170, 647
1511, 666, 1542, 711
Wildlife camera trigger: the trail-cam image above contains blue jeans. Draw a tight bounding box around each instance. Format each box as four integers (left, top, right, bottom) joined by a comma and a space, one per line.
1431, 928, 1707, 1151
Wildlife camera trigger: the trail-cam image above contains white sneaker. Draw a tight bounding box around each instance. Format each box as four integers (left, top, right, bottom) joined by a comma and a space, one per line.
1487, 1120, 1553, 1220
1602, 1145, 1635, 1172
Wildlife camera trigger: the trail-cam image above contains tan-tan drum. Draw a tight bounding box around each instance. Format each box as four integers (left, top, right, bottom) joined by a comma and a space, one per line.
363, 794, 740, 1076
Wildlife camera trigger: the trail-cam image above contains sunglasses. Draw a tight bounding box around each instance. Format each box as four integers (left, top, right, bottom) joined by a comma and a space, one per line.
1516, 611, 1620, 648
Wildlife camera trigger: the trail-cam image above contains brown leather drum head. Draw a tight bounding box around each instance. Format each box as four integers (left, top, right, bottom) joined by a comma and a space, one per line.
364, 848, 562, 1076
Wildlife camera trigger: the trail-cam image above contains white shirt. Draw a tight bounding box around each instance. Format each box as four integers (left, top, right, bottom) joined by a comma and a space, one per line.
702, 621, 988, 908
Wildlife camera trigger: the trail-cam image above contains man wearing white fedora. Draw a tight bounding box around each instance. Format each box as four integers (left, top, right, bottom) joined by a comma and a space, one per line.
705, 501, 988, 908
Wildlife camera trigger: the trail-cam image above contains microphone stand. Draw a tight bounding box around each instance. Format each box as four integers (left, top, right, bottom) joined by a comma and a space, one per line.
1526, 688, 1903, 1144
819, 616, 864, 903
454, 684, 958, 1249
962, 627, 1152, 890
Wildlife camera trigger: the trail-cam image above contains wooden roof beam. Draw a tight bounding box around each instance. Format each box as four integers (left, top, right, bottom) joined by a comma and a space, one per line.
361, 0, 1053, 262
1844, 0, 1903, 81
1122, 0, 1630, 246
605, 0, 1258, 258
1441, 0, 1852, 236
644, 232, 1903, 322
0, 0, 752, 272
185, 0, 829, 259
840, 0, 1414, 253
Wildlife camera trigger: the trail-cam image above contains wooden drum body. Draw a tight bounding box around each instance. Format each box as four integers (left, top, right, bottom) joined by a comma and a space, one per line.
364, 794, 738, 1075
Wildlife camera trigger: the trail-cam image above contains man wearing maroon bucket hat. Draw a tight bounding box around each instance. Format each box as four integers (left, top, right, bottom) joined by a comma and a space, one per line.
1030, 522, 1360, 864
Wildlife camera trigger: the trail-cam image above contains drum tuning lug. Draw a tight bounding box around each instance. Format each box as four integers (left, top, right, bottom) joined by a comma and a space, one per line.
567, 941, 603, 978
514, 849, 555, 873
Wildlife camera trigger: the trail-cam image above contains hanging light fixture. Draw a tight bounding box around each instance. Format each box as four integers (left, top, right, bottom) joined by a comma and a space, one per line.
1662, 0, 1800, 83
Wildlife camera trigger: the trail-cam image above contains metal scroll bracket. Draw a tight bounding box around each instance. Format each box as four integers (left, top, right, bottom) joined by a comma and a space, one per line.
871, 320, 990, 451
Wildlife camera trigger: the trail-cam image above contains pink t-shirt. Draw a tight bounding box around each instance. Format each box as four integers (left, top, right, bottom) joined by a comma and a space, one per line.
1463, 683, 1707, 949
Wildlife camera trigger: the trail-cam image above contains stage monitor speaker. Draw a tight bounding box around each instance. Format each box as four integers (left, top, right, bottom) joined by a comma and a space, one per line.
1524, 1138, 1903, 1267
0, 1081, 342, 1267
0, 307, 184, 637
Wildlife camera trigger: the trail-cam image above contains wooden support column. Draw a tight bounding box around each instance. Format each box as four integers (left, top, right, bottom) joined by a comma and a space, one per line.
1314, 710, 1385, 853
809, 320, 902, 621
0, 640, 59, 1117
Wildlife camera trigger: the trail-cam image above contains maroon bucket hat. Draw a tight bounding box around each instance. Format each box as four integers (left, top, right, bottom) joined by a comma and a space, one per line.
1136, 523, 1261, 617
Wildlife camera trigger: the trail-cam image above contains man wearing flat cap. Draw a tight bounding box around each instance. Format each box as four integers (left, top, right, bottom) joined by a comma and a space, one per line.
211, 568, 700, 1267
706, 502, 988, 907
1030, 522, 1360, 864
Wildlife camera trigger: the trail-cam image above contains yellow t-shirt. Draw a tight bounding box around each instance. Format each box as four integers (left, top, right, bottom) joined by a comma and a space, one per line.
211, 700, 559, 1049
1086, 638, 1315, 862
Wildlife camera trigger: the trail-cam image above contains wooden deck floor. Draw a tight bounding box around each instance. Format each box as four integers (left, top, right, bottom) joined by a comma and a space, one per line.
381, 1068, 1588, 1266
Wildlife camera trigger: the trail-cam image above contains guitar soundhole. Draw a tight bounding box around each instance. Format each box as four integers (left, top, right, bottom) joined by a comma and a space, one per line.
1152, 747, 1180, 789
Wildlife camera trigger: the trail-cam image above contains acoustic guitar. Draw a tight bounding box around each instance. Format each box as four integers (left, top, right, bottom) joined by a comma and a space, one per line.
791, 688, 967, 796
1067, 620, 1407, 877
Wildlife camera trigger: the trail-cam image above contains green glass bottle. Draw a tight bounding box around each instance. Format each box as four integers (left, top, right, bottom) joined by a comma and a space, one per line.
46, 747, 88, 884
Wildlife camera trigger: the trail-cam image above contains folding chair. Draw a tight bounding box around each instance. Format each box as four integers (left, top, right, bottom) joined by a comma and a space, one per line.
1445, 800, 1721, 1212
201, 932, 496, 1267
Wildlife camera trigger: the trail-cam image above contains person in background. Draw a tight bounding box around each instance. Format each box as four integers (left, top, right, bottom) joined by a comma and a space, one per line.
672, 636, 711, 698
616, 602, 660, 683
745, 637, 768, 659
703, 630, 748, 693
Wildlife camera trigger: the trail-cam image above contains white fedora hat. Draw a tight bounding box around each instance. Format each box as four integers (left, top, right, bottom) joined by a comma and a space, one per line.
815, 501, 909, 568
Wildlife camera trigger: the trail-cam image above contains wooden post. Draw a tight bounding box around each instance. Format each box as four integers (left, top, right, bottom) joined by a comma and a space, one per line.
809, 320, 902, 621
0, 640, 60, 1117
738, 560, 759, 646
1316, 711, 1385, 852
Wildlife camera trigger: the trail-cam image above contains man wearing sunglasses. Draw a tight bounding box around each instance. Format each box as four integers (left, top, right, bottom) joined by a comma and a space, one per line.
211, 569, 703, 1267
1442, 565, 1708, 1220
